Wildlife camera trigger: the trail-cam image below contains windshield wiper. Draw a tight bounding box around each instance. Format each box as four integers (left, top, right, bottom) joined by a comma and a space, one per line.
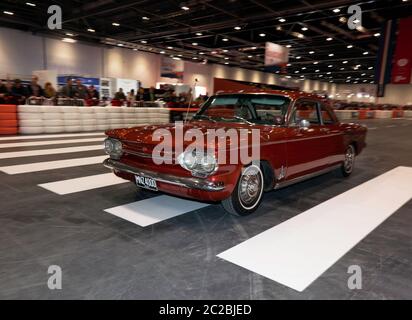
193, 114, 217, 123
233, 116, 253, 125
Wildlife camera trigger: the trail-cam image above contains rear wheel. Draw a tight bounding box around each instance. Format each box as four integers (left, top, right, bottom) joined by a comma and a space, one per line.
341, 144, 356, 177
221, 164, 264, 216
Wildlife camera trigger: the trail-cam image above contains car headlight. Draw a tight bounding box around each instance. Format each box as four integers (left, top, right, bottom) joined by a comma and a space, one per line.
178, 151, 218, 177
104, 138, 123, 159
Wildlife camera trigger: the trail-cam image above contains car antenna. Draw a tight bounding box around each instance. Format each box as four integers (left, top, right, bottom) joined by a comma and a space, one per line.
184, 78, 198, 124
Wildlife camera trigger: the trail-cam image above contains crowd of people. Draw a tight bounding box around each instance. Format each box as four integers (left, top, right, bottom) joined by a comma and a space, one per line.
0, 76, 100, 105
0, 76, 209, 106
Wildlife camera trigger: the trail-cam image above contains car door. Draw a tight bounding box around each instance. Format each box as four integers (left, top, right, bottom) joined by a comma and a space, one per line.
285, 99, 331, 180
318, 102, 345, 166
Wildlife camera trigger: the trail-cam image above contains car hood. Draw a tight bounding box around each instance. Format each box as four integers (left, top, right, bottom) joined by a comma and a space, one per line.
106, 121, 279, 150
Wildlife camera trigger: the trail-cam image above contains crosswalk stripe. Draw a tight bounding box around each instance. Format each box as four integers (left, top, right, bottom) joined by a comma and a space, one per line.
0, 145, 103, 160
0, 132, 105, 141
217, 166, 412, 292
38, 173, 127, 195
104, 195, 208, 227
0, 138, 104, 149
0, 156, 107, 175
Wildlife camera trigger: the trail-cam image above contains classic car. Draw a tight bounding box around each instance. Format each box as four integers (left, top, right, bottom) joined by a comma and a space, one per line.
104, 90, 367, 216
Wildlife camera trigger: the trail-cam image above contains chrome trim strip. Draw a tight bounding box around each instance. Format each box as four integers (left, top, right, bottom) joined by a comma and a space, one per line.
103, 158, 224, 192
274, 164, 341, 190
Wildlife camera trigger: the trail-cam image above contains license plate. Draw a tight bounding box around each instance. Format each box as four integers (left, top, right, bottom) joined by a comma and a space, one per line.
135, 175, 158, 191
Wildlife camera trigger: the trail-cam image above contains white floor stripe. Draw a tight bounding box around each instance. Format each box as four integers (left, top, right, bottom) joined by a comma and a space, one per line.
0, 132, 104, 141
217, 166, 412, 292
0, 156, 107, 175
104, 195, 209, 227
0, 138, 103, 149
39, 173, 127, 195
0, 145, 102, 159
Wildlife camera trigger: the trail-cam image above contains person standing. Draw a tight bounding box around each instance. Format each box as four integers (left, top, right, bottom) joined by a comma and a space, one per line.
27, 75, 44, 97
11, 79, 28, 104
44, 82, 57, 99
74, 79, 88, 99
60, 78, 75, 98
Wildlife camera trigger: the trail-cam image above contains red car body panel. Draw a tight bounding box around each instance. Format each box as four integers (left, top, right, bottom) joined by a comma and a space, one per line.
105, 90, 367, 203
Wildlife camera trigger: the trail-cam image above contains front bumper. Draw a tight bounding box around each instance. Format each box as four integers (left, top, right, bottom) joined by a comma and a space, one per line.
103, 158, 225, 192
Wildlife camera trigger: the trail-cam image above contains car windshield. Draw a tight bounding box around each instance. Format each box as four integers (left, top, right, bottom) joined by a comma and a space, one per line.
194, 94, 291, 125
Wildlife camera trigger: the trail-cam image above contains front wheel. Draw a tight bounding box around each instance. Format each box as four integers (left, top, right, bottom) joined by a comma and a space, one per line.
221, 164, 264, 216
341, 144, 356, 177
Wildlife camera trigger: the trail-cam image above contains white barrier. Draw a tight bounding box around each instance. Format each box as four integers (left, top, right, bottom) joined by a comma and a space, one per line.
17, 106, 171, 134
375, 110, 392, 119
404, 110, 412, 118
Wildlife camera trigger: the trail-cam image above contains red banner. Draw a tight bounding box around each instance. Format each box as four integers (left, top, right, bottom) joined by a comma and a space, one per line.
391, 17, 412, 84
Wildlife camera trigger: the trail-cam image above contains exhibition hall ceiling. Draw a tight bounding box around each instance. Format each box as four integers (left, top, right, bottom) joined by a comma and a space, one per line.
1, 0, 412, 83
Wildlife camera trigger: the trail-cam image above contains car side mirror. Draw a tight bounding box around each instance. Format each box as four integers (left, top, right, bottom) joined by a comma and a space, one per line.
299, 119, 310, 129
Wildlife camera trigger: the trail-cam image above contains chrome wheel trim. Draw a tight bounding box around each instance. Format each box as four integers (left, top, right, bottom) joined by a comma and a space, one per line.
238, 165, 264, 210
344, 145, 355, 173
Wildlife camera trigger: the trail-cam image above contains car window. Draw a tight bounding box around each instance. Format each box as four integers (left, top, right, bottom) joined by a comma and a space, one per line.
320, 104, 335, 125
197, 94, 290, 124
290, 100, 320, 125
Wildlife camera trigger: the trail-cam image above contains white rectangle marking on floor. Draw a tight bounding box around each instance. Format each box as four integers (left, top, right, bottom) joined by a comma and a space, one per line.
38, 173, 127, 195
104, 195, 209, 227
0, 156, 107, 175
0, 132, 104, 141
0, 138, 103, 149
217, 166, 412, 292
0, 145, 102, 159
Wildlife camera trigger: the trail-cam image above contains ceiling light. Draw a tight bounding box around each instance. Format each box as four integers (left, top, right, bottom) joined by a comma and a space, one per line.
222, 38, 229, 41
326, 37, 333, 41
62, 38, 77, 43
3, 11, 14, 15
65, 33, 75, 37
167, 46, 173, 49
142, 16, 150, 20
178, 54, 182, 57
248, 55, 253, 58
368, 67, 374, 70
296, 56, 302, 59
195, 32, 203, 36
333, 8, 341, 13
259, 33, 266, 37
301, 67, 307, 70
309, 51, 315, 54
173, 57, 182, 60
343, 61, 348, 64
339, 17, 347, 23
361, 73, 366, 76
199, 52, 205, 55
181, 6, 190, 11
328, 65, 333, 68
26, 2, 36, 6
276, 26, 283, 31
117, 43, 124, 47
224, 62, 229, 65
327, 72, 332, 75
112, 22, 120, 27
374, 33, 381, 37
287, 63, 291, 67
286, 45, 292, 48
315, 69, 320, 72
192, 57, 198, 60
340, 67, 345, 70
329, 53, 334, 57
347, 44, 353, 49
234, 26, 242, 30
301, 27, 308, 31
313, 61, 319, 65
160, 51, 165, 54
141, 40, 147, 44
223, 49, 229, 52
87, 28, 95, 33
251, 47, 257, 50
133, 48, 138, 51
363, 51, 369, 55
224, 57, 229, 60
192, 42, 198, 46
279, 18, 286, 23
295, 71, 300, 74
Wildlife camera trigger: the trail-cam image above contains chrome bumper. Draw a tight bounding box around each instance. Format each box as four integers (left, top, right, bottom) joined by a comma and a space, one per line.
103, 158, 225, 192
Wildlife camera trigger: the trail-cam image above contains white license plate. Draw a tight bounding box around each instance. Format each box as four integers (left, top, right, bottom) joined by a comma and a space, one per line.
135, 175, 158, 191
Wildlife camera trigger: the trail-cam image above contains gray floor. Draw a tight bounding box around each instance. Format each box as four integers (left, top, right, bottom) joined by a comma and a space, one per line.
0, 119, 411, 300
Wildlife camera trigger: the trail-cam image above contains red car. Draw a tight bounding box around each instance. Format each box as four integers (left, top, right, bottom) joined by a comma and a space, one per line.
104, 90, 367, 216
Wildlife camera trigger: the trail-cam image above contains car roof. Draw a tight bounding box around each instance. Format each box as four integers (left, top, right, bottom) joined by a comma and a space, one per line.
214, 89, 326, 101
